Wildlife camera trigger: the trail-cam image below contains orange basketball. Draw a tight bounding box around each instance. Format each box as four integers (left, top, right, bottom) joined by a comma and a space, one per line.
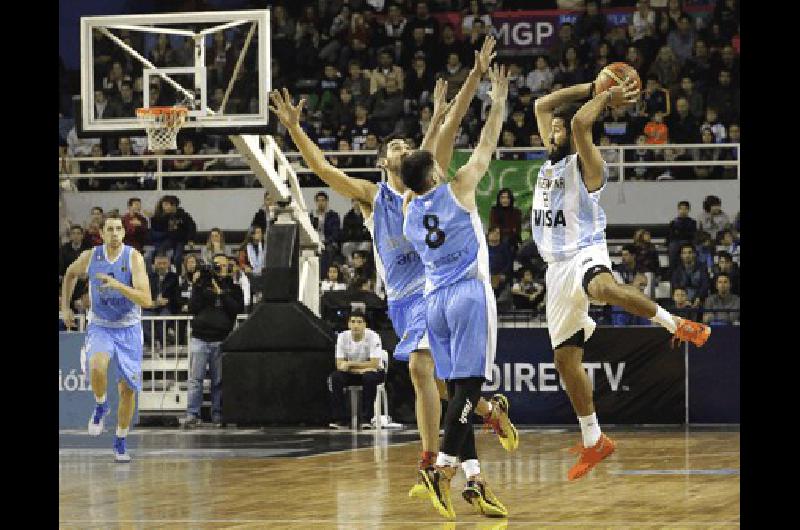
595, 62, 641, 106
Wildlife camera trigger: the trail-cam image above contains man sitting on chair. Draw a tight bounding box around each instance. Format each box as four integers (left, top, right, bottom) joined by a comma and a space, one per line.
328, 309, 386, 429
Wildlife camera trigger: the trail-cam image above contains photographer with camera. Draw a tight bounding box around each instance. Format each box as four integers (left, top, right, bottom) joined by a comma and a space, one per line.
182, 253, 244, 429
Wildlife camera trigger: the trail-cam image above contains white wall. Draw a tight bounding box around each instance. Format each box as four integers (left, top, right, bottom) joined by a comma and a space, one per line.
62, 181, 739, 232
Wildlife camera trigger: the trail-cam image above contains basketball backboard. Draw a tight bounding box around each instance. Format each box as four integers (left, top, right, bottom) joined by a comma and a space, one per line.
78, 10, 270, 136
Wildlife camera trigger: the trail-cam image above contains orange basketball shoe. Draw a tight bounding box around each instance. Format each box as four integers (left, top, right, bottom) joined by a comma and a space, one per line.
672, 318, 711, 347
567, 433, 616, 481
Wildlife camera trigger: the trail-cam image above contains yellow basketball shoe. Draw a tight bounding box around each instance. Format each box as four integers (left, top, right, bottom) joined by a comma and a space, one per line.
462, 477, 508, 518
483, 394, 519, 452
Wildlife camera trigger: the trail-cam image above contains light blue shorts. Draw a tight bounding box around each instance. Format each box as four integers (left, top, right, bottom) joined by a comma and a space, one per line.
83, 323, 144, 392
387, 293, 429, 362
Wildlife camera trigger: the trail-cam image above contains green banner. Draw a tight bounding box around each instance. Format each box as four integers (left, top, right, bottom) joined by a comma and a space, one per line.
448, 151, 544, 240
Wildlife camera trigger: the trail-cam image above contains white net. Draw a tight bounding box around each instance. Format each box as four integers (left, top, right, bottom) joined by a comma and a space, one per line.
136, 107, 188, 151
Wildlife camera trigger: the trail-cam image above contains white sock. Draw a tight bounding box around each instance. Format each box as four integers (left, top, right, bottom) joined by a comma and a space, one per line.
96, 394, 107, 404
116, 427, 129, 438
485, 401, 493, 416
651, 305, 677, 333
578, 413, 602, 448
435, 452, 458, 467
461, 459, 480, 478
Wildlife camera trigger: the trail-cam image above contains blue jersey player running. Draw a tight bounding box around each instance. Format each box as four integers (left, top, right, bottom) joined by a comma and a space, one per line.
61, 214, 152, 462
269, 37, 516, 519
400, 64, 513, 520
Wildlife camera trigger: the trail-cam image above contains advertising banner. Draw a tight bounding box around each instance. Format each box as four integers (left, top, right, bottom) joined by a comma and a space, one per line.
486, 327, 684, 424
688, 325, 740, 423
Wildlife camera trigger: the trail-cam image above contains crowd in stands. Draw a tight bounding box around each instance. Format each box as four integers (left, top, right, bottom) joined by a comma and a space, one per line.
59, 0, 740, 191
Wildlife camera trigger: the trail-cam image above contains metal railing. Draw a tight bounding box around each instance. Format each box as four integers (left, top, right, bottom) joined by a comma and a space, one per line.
58, 143, 740, 190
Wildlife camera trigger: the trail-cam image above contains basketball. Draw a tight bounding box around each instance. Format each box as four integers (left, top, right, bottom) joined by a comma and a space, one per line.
595, 62, 641, 105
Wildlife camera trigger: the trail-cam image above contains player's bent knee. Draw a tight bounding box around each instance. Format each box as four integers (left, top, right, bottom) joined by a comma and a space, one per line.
554, 344, 583, 373
409, 351, 434, 385
118, 380, 134, 397
584, 266, 614, 301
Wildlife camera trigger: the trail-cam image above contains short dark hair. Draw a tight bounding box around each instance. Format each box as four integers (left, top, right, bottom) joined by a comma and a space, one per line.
103, 213, 123, 228
488, 226, 501, 235
401, 149, 435, 194
622, 244, 637, 255
717, 250, 732, 262
69, 224, 84, 233
702, 194, 721, 212
352, 250, 367, 260
715, 272, 730, 282
315, 191, 329, 201
128, 197, 141, 207
91, 206, 104, 214
678, 200, 691, 209
154, 252, 169, 260
679, 243, 695, 254
161, 195, 179, 207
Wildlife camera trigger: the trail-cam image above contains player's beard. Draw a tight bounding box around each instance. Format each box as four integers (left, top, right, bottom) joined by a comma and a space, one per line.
548, 139, 570, 163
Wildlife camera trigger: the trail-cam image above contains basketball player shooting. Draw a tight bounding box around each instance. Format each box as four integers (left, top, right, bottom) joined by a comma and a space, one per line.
61, 215, 152, 462
400, 63, 511, 520
531, 74, 711, 481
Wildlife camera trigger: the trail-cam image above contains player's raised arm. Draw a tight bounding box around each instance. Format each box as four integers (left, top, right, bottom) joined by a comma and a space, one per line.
534, 82, 593, 151
572, 78, 639, 191
269, 88, 377, 205
419, 78, 451, 153
61, 249, 93, 329
451, 64, 508, 205
433, 35, 496, 172
95, 249, 153, 308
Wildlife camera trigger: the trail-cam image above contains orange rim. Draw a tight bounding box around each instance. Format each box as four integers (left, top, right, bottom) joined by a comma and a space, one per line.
136, 106, 188, 117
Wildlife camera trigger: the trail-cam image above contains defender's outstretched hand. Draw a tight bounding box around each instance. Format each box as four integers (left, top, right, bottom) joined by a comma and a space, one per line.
430, 78, 451, 126
487, 64, 510, 103
268, 88, 306, 128
474, 35, 497, 75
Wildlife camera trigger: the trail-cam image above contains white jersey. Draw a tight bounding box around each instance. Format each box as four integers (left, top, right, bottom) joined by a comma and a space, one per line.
530, 154, 608, 263
335, 329, 385, 369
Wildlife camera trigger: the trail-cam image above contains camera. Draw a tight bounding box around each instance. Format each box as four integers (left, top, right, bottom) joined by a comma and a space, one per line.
196, 262, 222, 287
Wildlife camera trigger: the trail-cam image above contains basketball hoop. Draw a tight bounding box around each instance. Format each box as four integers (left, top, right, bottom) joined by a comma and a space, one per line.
136, 106, 188, 151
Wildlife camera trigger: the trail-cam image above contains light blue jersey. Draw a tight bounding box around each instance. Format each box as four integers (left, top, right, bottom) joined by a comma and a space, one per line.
404, 183, 496, 381
530, 154, 608, 263
87, 245, 141, 328
365, 181, 425, 301
403, 183, 489, 295
364, 181, 427, 361
84, 244, 144, 392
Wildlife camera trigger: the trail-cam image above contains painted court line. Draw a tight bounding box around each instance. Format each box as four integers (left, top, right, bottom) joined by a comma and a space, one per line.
59, 520, 740, 526
611, 468, 740, 476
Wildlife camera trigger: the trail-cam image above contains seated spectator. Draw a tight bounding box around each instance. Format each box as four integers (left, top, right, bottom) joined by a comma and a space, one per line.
369, 77, 405, 137
712, 251, 740, 295
369, 49, 404, 95
642, 75, 670, 118
487, 226, 513, 300
60, 225, 91, 278
644, 112, 669, 145
165, 138, 204, 190
84, 207, 105, 247
244, 225, 266, 276
408, 103, 434, 148
625, 135, 658, 180
405, 53, 435, 110
327, 309, 386, 429
695, 230, 716, 273
462, 0, 493, 35
692, 127, 724, 179
718, 229, 740, 262
341, 199, 373, 262
554, 45, 586, 87
108, 137, 143, 190
701, 107, 727, 143
665, 286, 698, 322
250, 191, 276, 236
667, 200, 697, 269
671, 243, 710, 308
183, 253, 244, 428
77, 144, 110, 192
346, 250, 375, 285
203, 228, 226, 265
342, 60, 371, 106
611, 273, 653, 326
666, 97, 699, 144
349, 103, 374, 151
500, 130, 521, 156
673, 76, 704, 121
526, 56, 554, 97
632, 229, 660, 273
648, 46, 681, 91
149, 195, 197, 267
434, 23, 469, 73
511, 268, 545, 312
706, 69, 739, 124
702, 274, 740, 325
489, 189, 522, 249
699, 195, 731, 242
145, 253, 180, 347
612, 244, 640, 285
122, 197, 149, 252
600, 105, 634, 144
322, 264, 348, 293
667, 15, 695, 65
439, 52, 469, 101
506, 106, 534, 145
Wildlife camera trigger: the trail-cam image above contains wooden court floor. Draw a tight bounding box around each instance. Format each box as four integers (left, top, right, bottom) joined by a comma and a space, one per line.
59, 427, 739, 529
